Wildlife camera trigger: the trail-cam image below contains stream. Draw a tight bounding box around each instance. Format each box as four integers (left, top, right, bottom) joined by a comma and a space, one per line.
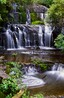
21, 63, 64, 97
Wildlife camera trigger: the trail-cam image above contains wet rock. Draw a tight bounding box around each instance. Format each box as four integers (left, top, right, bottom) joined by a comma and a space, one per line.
0, 70, 8, 79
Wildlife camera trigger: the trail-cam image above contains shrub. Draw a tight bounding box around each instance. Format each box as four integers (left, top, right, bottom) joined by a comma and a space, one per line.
0, 77, 19, 98
31, 12, 37, 22
31, 58, 47, 71
54, 33, 64, 49
6, 62, 22, 78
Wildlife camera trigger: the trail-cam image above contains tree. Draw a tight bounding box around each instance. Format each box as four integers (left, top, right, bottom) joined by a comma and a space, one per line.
0, 0, 6, 4
54, 34, 64, 49
31, 0, 53, 7
46, 0, 64, 28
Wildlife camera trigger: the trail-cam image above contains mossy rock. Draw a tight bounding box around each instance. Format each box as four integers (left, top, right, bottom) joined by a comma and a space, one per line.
32, 20, 44, 25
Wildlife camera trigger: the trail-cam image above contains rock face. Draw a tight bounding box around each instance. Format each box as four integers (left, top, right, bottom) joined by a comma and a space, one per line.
0, 70, 8, 79
27, 4, 48, 13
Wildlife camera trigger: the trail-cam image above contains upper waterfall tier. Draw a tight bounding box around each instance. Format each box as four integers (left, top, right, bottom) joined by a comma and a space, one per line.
0, 24, 53, 49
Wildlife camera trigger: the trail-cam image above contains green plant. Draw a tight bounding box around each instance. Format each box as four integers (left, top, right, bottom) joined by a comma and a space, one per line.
32, 20, 44, 25
22, 89, 30, 98
54, 33, 64, 49
9, 67, 22, 78
6, 61, 22, 78
46, 0, 64, 28
6, 62, 21, 68
31, 58, 47, 71
12, 53, 17, 57
31, 12, 37, 22
0, 77, 19, 98
22, 91, 44, 98
31, 93, 44, 98
0, 0, 6, 4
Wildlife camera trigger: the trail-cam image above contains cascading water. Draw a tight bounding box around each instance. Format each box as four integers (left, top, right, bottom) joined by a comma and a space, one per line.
26, 9, 31, 25
18, 28, 23, 47
5, 28, 15, 48
42, 63, 64, 86
12, 3, 19, 23
22, 65, 45, 87
45, 24, 53, 47
0, 24, 53, 49
38, 25, 44, 46
22, 63, 64, 94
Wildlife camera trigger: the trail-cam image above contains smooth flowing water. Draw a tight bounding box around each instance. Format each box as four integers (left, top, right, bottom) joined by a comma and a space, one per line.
0, 24, 53, 49
21, 63, 64, 96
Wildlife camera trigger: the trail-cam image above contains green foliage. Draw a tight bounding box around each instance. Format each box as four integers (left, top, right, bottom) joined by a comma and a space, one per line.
9, 67, 22, 78
32, 0, 53, 7
0, 0, 6, 4
32, 20, 44, 25
17, 5, 26, 23
0, 1, 13, 26
0, 91, 5, 98
31, 58, 47, 71
31, 12, 44, 25
21, 0, 32, 6
5, 93, 12, 98
22, 89, 30, 98
6, 62, 21, 68
31, 12, 37, 22
21, 12, 26, 24
0, 77, 19, 98
31, 93, 44, 98
46, 0, 64, 27
41, 0, 53, 7
54, 33, 64, 49
6, 62, 22, 78
12, 53, 17, 57
22, 89, 44, 98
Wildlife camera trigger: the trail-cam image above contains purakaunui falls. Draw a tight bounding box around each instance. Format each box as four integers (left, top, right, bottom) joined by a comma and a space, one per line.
22, 63, 64, 95
0, 24, 53, 49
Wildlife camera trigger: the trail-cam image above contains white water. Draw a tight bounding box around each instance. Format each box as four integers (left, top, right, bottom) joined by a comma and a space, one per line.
22, 66, 45, 87
45, 24, 52, 47
22, 75, 45, 87
38, 25, 44, 46
43, 63, 64, 85
6, 29, 15, 48
26, 9, 31, 25
22, 63, 64, 88
1, 24, 54, 49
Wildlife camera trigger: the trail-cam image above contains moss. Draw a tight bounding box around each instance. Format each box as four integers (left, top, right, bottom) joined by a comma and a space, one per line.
32, 20, 44, 25
31, 12, 37, 22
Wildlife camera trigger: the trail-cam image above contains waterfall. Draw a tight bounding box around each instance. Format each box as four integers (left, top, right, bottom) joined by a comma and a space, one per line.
5, 29, 15, 48
18, 28, 23, 47
12, 3, 19, 23
23, 27, 27, 46
40, 13, 45, 20
44, 24, 53, 47
22, 64, 45, 87
26, 9, 31, 25
0, 24, 53, 49
52, 63, 64, 71
38, 25, 44, 47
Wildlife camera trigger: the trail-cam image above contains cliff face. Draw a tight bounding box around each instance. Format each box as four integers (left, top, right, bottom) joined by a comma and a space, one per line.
27, 4, 48, 13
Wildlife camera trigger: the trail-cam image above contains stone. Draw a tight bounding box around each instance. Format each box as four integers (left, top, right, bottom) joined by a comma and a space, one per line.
0, 70, 8, 79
